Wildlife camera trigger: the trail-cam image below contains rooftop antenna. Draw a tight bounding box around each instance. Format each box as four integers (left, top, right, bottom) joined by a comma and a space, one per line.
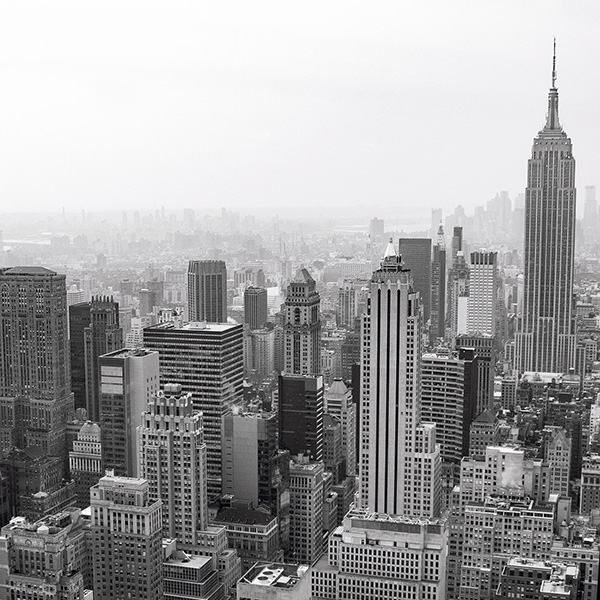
552, 37, 557, 88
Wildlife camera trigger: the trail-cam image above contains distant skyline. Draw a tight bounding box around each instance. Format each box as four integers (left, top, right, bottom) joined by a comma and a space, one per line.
1, 1, 599, 218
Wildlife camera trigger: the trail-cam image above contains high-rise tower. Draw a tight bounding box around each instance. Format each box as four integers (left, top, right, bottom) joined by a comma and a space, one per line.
283, 269, 321, 375
0, 267, 73, 464
360, 240, 441, 518
187, 260, 227, 323
430, 224, 446, 343
515, 43, 577, 374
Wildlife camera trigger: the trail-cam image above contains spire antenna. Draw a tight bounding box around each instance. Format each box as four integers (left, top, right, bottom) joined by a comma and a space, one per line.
552, 37, 557, 88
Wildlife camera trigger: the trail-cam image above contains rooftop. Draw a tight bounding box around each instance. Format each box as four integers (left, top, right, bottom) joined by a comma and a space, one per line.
240, 562, 309, 589
147, 321, 240, 333
0, 266, 58, 276
213, 506, 276, 527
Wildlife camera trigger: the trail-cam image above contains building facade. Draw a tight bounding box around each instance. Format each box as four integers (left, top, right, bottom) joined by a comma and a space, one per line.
187, 260, 228, 323
515, 49, 577, 373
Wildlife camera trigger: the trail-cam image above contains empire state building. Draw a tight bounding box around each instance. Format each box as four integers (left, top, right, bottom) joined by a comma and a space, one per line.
515, 44, 577, 374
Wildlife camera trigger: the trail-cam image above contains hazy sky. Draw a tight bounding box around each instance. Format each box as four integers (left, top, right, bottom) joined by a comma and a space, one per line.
1, 1, 599, 219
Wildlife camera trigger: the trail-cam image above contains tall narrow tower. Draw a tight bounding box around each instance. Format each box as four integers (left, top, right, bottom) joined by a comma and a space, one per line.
187, 260, 227, 323
283, 269, 321, 375
516, 43, 577, 374
360, 240, 441, 518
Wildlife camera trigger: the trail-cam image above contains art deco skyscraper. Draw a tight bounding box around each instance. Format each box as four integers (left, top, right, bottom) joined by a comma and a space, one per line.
360, 240, 441, 518
283, 268, 321, 375
515, 45, 577, 374
0, 267, 72, 463
187, 260, 227, 323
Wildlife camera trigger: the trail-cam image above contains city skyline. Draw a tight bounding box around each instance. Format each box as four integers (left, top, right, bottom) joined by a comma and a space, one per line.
1, 3, 599, 218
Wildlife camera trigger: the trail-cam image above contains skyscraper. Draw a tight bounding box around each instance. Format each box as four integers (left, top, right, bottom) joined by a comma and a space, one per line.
187, 260, 228, 323
398, 237, 432, 323
244, 286, 268, 330
467, 251, 498, 337
278, 374, 324, 462
360, 240, 441, 518
515, 45, 577, 374
143, 321, 243, 497
84, 297, 123, 422
283, 268, 321, 375
91, 474, 163, 600
430, 225, 446, 343
137, 384, 208, 543
0, 267, 72, 467
98, 348, 160, 477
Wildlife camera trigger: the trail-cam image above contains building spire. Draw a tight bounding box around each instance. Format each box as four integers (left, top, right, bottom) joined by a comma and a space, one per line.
544, 38, 561, 132
551, 37, 557, 89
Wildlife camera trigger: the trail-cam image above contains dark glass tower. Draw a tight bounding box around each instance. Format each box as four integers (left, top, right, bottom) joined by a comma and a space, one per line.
516, 44, 576, 373
187, 260, 227, 323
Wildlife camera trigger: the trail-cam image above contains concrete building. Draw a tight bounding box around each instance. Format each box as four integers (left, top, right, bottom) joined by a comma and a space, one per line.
467, 251, 498, 336
237, 562, 311, 600
0, 510, 89, 600
288, 458, 324, 564
360, 240, 441, 518
515, 50, 577, 373
68, 421, 103, 508
580, 454, 600, 514
84, 298, 123, 423
430, 224, 446, 343
460, 497, 555, 599
324, 378, 356, 477
143, 321, 243, 497
447, 250, 469, 339
90, 474, 163, 600
212, 506, 282, 573
98, 347, 159, 476
543, 426, 571, 497
221, 411, 290, 547
137, 384, 208, 544
398, 237, 432, 323
0, 267, 73, 471
278, 374, 324, 462
244, 286, 268, 330
311, 509, 448, 600
283, 269, 321, 375
187, 260, 227, 323
163, 540, 223, 600
495, 557, 578, 600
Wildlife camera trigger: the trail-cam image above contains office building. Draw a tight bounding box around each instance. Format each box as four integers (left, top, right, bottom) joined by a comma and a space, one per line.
288, 457, 324, 564
187, 260, 228, 323
460, 497, 555, 600
421, 352, 477, 465
467, 251, 498, 336
212, 506, 282, 572
0, 267, 72, 472
98, 348, 159, 476
69, 421, 103, 508
324, 378, 356, 477
91, 474, 163, 600
398, 237, 432, 323
238, 563, 312, 600
283, 269, 321, 375
69, 301, 93, 411
450, 225, 463, 268
430, 224, 446, 342
360, 240, 441, 518
515, 47, 577, 373
143, 321, 243, 497
579, 454, 600, 514
278, 374, 324, 462
456, 334, 496, 416
447, 251, 469, 339
244, 286, 268, 330
496, 558, 578, 600
311, 509, 448, 600
163, 541, 223, 600
85, 297, 123, 422
337, 283, 358, 329
138, 384, 208, 544
0, 510, 89, 599
543, 426, 571, 497
222, 411, 290, 547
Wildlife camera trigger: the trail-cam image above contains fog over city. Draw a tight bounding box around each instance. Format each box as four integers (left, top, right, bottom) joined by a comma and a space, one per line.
2, 1, 600, 219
